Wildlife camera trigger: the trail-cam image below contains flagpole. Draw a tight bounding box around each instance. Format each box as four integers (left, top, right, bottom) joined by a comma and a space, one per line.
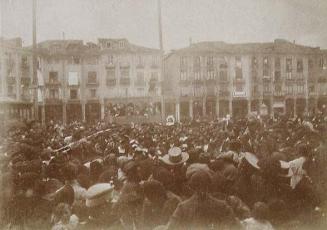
158, 0, 165, 122
32, 0, 39, 121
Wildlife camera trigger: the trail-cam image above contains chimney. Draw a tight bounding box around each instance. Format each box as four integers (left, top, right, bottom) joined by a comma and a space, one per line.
293, 40, 295, 44
189, 37, 192, 46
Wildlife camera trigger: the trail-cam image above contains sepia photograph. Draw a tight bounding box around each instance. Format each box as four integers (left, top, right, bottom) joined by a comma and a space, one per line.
0, 0, 327, 229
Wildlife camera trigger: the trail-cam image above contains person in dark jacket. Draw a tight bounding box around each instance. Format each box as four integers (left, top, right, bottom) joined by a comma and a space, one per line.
166, 170, 240, 230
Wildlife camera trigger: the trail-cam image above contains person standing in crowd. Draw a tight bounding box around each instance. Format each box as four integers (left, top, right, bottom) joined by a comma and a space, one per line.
166, 170, 240, 229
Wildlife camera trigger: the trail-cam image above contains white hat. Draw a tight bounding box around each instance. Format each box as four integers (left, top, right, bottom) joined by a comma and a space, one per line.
85, 183, 114, 207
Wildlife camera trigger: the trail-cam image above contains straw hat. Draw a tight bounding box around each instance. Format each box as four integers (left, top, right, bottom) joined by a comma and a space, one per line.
161, 147, 189, 165
85, 183, 114, 207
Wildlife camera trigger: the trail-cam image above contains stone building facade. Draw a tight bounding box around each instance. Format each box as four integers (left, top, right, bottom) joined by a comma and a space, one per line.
36, 38, 162, 124
163, 39, 327, 121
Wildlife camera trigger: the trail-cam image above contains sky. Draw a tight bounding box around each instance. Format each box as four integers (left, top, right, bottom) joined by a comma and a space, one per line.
1, 0, 327, 51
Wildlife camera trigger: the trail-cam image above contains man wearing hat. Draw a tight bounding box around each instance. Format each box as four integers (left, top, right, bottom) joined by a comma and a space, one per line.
166, 170, 239, 229
80, 183, 122, 229
160, 147, 189, 196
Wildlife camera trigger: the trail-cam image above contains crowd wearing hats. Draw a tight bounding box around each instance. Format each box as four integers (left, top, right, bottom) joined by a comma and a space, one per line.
0, 112, 327, 229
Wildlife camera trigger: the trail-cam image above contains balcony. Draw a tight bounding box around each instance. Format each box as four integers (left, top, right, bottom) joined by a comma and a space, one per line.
6, 77, 16, 85
233, 78, 245, 84
219, 91, 230, 97
309, 91, 317, 97
318, 76, 327, 83
219, 78, 229, 84
273, 91, 285, 97
263, 91, 272, 96
45, 81, 61, 87
45, 98, 62, 104
106, 79, 116, 87
21, 95, 32, 102
151, 63, 159, 69
86, 81, 99, 87
21, 77, 31, 86
136, 64, 145, 69
120, 78, 130, 86
193, 79, 204, 85
251, 91, 260, 98
205, 78, 217, 84
135, 81, 146, 87
262, 76, 271, 82
179, 80, 191, 86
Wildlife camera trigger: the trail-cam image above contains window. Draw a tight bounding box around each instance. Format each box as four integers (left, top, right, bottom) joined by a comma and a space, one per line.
136, 72, 145, 86
49, 89, 59, 99
297, 59, 303, 73
219, 62, 228, 82
308, 59, 314, 72
151, 72, 159, 82
108, 55, 114, 65
252, 86, 258, 96
106, 68, 116, 86
286, 85, 293, 94
106, 42, 111, 48
207, 70, 215, 80
309, 85, 315, 93
68, 72, 79, 86
263, 83, 270, 92
72, 56, 80, 65
21, 56, 28, 68
235, 57, 242, 79
274, 71, 281, 82
7, 85, 14, 95
152, 56, 159, 67
275, 84, 282, 92
137, 56, 144, 67
252, 56, 257, 68
194, 72, 201, 80
180, 72, 187, 81
235, 84, 243, 92
49, 72, 58, 83
286, 58, 292, 73
263, 56, 269, 77
119, 40, 125, 48
90, 89, 97, 98
219, 69, 228, 82
87, 71, 97, 84
275, 57, 281, 70
180, 56, 187, 70
297, 84, 304, 94
120, 67, 130, 78
207, 56, 214, 71
193, 56, 201, 73
70, 89, 78, 99
86, 57, 97, 65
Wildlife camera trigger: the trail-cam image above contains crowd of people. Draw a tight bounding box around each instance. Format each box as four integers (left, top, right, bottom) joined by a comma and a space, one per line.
105, 102, 160, 117
0, 112, 327, 230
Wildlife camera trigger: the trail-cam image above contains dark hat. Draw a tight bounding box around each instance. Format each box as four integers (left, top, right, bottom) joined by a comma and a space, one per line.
53, 184, 75, 206
152, 167, 174, 189
143, 180, 166, 202
19, 172, 39, 189
122, 160, 138, 174
189, 170, 212, 192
